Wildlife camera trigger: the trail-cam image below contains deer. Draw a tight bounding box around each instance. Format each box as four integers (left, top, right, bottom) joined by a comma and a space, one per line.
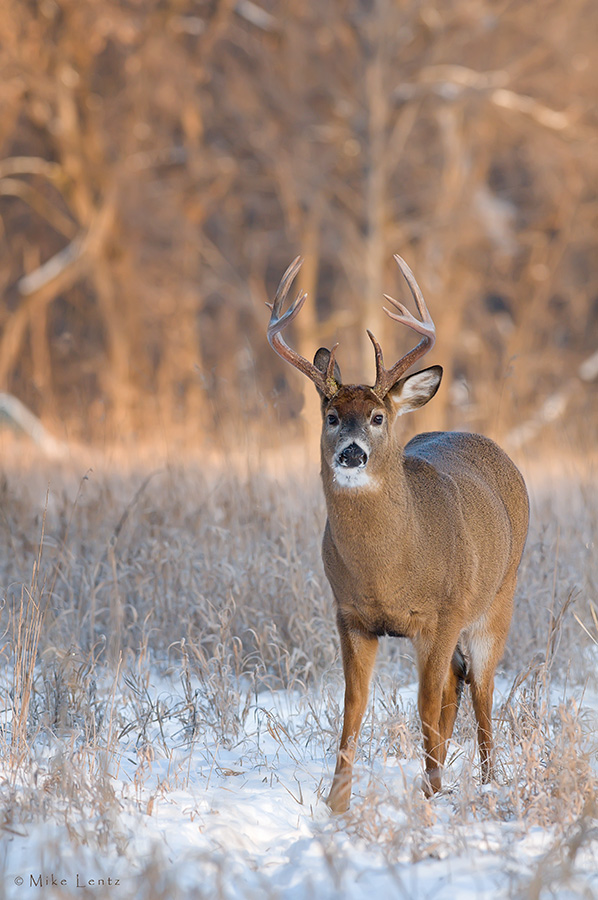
267, 254, 529, 814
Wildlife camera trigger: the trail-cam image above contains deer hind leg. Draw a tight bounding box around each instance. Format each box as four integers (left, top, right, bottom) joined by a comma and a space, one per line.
326, 621, 378, 814
467, 577, 516, 783
470, 669, 495, 783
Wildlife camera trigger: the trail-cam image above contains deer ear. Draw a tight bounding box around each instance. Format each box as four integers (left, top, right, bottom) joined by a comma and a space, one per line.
313, 348, 342, 395
388, 365, 442, 416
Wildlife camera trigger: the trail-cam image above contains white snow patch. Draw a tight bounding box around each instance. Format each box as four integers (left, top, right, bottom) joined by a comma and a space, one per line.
2, 678, 598, 899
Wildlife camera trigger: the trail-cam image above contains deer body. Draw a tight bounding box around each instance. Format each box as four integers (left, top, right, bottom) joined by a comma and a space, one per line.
267, 256, 529, 813
322, 431, 526, 639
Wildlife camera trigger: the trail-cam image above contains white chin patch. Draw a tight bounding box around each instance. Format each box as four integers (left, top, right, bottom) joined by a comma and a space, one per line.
332, 465, 374, 489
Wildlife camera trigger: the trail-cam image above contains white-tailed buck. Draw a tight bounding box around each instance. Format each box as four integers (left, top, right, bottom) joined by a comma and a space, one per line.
267, 255, 529, 813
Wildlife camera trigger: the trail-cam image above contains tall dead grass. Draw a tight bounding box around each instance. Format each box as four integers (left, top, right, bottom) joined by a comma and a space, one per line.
0, 442, 596, 896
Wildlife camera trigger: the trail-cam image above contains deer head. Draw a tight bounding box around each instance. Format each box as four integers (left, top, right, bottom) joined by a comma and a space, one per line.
267, 255, 443, 489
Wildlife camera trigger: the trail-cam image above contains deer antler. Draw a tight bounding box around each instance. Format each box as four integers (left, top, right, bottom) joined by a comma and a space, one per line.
368, 254, 436, 398
267, 257, 340, 399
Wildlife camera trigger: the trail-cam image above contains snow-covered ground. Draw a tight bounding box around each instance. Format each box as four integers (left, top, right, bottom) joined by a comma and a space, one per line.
1, 459, 597, 898
3, 673, 598, 899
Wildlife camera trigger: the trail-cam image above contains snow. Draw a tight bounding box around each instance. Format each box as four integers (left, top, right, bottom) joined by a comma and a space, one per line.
2, 676, 598, 899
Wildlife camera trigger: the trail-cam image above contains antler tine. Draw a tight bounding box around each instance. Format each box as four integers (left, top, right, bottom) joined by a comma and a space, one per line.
382, 294, 434, 338
392, 254, 434, 324
267, 258, 340, 399
371, 255, 436, 397
269, 256, 304, 318
366, 329, 385, 387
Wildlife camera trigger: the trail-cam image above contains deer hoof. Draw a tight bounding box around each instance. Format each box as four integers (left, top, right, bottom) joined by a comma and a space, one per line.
422, 767, 442, 797
326, 776, 351, 814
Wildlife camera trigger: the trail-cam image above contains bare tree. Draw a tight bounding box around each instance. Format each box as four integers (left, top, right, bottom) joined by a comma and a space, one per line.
0, 0, 595, 446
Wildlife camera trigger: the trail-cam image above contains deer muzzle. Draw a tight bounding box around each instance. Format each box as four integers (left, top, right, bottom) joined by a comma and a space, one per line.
337, 442, 368, 468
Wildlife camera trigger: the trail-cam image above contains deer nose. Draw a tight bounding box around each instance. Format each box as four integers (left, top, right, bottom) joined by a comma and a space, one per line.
338, 442, 368, 468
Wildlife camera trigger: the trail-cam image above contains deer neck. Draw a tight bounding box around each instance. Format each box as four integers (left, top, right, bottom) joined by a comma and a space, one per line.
320, 443, 410, 562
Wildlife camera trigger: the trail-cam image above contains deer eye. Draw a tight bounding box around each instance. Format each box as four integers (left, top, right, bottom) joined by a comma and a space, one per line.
371, 413, 384, 426
326, 412, 339, 427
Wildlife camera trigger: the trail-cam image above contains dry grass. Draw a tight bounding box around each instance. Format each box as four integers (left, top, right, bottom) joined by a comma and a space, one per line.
0, 441, 597, 897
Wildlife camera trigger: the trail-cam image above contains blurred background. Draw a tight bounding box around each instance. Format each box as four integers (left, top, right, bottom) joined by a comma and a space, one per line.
0, 0, 596, 454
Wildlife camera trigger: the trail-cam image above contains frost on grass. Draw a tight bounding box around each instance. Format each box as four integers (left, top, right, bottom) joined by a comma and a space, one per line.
0, 454, 597, 898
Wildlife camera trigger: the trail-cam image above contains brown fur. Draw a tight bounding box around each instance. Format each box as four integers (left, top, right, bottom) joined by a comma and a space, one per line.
266, 257, 529, 814
320, 390, 529, 813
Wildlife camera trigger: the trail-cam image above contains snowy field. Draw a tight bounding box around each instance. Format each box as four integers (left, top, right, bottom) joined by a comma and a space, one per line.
4, 676, 598, 900
1, 449, 597, 898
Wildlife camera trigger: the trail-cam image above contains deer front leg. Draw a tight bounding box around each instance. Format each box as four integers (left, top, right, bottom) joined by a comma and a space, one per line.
415, 636, 461, 797
326, 619, 378, 814
437, 644, 468, 767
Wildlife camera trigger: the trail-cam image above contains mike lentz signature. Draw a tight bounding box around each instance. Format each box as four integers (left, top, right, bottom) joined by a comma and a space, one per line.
16, 873, 120, 888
